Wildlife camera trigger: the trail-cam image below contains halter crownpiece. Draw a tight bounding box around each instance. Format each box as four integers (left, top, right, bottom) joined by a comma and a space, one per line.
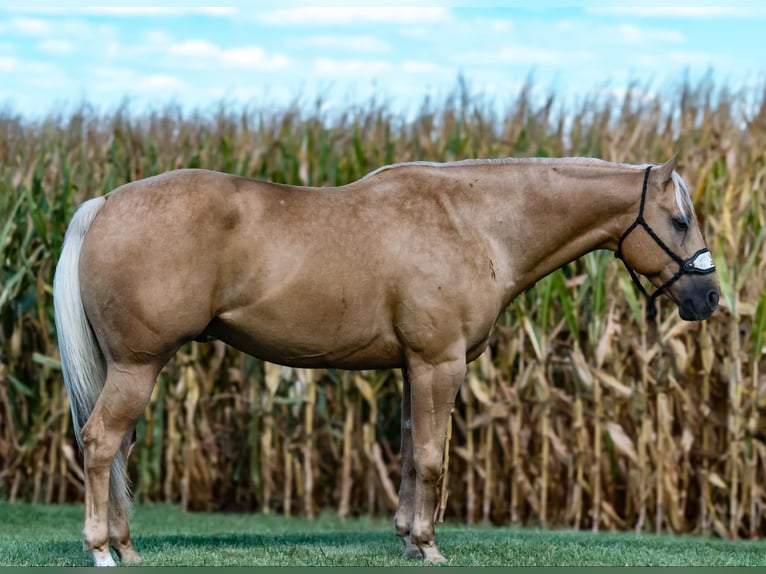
614, 166, 715, 319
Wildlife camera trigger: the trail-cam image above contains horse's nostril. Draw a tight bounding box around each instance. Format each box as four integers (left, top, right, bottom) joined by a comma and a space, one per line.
708, 289, 719, 308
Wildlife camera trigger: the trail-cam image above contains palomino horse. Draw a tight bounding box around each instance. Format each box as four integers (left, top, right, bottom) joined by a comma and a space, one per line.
53, 156, 718, 565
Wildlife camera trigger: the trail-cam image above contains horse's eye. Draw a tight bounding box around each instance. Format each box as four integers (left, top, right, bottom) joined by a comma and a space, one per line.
671, 217, 689, 233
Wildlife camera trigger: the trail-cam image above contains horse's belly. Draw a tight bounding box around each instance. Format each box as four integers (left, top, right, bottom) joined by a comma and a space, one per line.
205, 313, 404, 370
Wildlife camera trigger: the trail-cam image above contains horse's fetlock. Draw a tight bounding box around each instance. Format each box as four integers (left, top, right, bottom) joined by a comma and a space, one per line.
82, 525, 109, 553
410, 524, 435, 547
394, 514, 410, 538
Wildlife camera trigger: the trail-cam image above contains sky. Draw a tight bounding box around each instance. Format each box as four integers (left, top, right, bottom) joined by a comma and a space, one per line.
1, 4, 765, 119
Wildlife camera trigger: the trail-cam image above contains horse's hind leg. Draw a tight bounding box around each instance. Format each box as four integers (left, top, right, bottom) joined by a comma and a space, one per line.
81, 362, 156, 566
108, 430, 141, 564
394, 368, 422, 559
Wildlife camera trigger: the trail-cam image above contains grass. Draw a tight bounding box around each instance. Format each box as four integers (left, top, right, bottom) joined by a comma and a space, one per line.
2, 502, 766, 567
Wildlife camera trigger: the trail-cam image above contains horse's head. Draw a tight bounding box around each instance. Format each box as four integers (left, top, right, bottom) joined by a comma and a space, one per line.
614, 157, 719, 321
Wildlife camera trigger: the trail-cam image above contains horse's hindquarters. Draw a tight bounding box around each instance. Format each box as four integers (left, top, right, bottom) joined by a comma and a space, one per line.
78, 173, 240, 364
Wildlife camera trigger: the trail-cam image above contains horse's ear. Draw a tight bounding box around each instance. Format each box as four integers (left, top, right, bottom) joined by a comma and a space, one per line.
655, 155, 677, 184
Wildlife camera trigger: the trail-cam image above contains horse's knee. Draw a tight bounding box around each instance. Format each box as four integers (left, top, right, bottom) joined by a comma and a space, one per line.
414, 448, 443, 484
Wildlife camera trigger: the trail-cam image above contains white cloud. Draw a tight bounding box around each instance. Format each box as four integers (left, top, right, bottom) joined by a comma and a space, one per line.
398, 26, 433, 39
39, 40, 75, 55
137, 74, 186, 91
91, 66, 137, 84
169, 40, 290, 71
90, 7, 235, 17
10, 17, 52, 36
64, 19, 106, 40
617, 24, 685, 44
589, 7, 760, 18
313, 57, 391, 76
209, 85, 270, 102
225, 46, 290, 71
666, 51, 716, 66
300, 35, 390, 54
489, 19, 513, 33
497, 46, 566, 66
0, 56, 17, 72
256, 7, 450, 26
9, 7, 236, 17
401, 60, 443, 74
628, 50, 721, 69
143, 29, 173, 46
8, 16, 111, 47
169, 40, 218, 59
21, 60, 57, 76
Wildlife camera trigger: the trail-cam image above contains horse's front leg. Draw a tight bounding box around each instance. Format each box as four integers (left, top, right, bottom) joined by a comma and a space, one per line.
405, 349, 466, 563
394, 368, 422, 558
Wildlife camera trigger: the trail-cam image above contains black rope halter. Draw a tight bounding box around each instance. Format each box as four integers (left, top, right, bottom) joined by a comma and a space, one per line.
614, 166, 715, 319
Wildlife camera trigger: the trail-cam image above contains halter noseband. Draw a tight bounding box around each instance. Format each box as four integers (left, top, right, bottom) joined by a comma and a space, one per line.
613, 165, 715, 319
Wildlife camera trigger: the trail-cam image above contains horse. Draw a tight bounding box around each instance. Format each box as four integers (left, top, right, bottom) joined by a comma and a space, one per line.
53, 156, 719, 566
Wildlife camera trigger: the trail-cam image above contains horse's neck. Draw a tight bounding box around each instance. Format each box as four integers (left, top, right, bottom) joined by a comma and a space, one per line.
483, 162, 642, 300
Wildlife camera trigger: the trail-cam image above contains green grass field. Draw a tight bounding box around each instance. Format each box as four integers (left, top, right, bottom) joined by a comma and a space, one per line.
1, 502, 765, 567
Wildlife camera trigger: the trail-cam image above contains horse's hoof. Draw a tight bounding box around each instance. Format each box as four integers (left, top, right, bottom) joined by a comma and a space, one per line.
92, 549, 117, 567
403, 546, 423, 559
400, 535, 423, 559
119, 548, 143, 565
112, 541, 142, 565
420, 545, 448, 563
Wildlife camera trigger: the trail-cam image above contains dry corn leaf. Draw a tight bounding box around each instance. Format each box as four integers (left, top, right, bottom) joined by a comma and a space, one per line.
354, 373, 375, 405
605, 422, 639, 465
468, 372, 494, 406
570, 346, 593, 390
523, 317, 544, 361
707, 472, 728, 491
595, 370, 632, 399
594, 304, 617, 369
667, 338, 689, 373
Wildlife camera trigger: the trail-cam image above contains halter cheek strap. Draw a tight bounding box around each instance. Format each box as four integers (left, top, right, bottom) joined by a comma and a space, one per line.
614, 166, 715, 319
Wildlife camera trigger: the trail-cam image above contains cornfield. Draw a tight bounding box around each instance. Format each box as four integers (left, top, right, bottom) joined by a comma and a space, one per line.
2, 79, 766, 539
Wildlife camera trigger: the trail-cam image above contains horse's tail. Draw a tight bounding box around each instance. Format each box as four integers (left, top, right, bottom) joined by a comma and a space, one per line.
54, 196, 131, 516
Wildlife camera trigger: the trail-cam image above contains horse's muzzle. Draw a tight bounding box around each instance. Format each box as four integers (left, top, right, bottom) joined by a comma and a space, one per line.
679, 287, 719, 321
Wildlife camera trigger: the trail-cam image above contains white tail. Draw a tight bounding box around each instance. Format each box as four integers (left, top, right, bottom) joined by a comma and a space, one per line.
53, 196, 131, 517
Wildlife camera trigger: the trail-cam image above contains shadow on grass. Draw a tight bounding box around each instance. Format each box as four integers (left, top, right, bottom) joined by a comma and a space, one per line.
14, 530, 402, 566
137, 529, 391, 549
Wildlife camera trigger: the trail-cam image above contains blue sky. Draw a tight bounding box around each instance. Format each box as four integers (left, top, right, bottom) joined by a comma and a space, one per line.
1, 4, 765, 118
